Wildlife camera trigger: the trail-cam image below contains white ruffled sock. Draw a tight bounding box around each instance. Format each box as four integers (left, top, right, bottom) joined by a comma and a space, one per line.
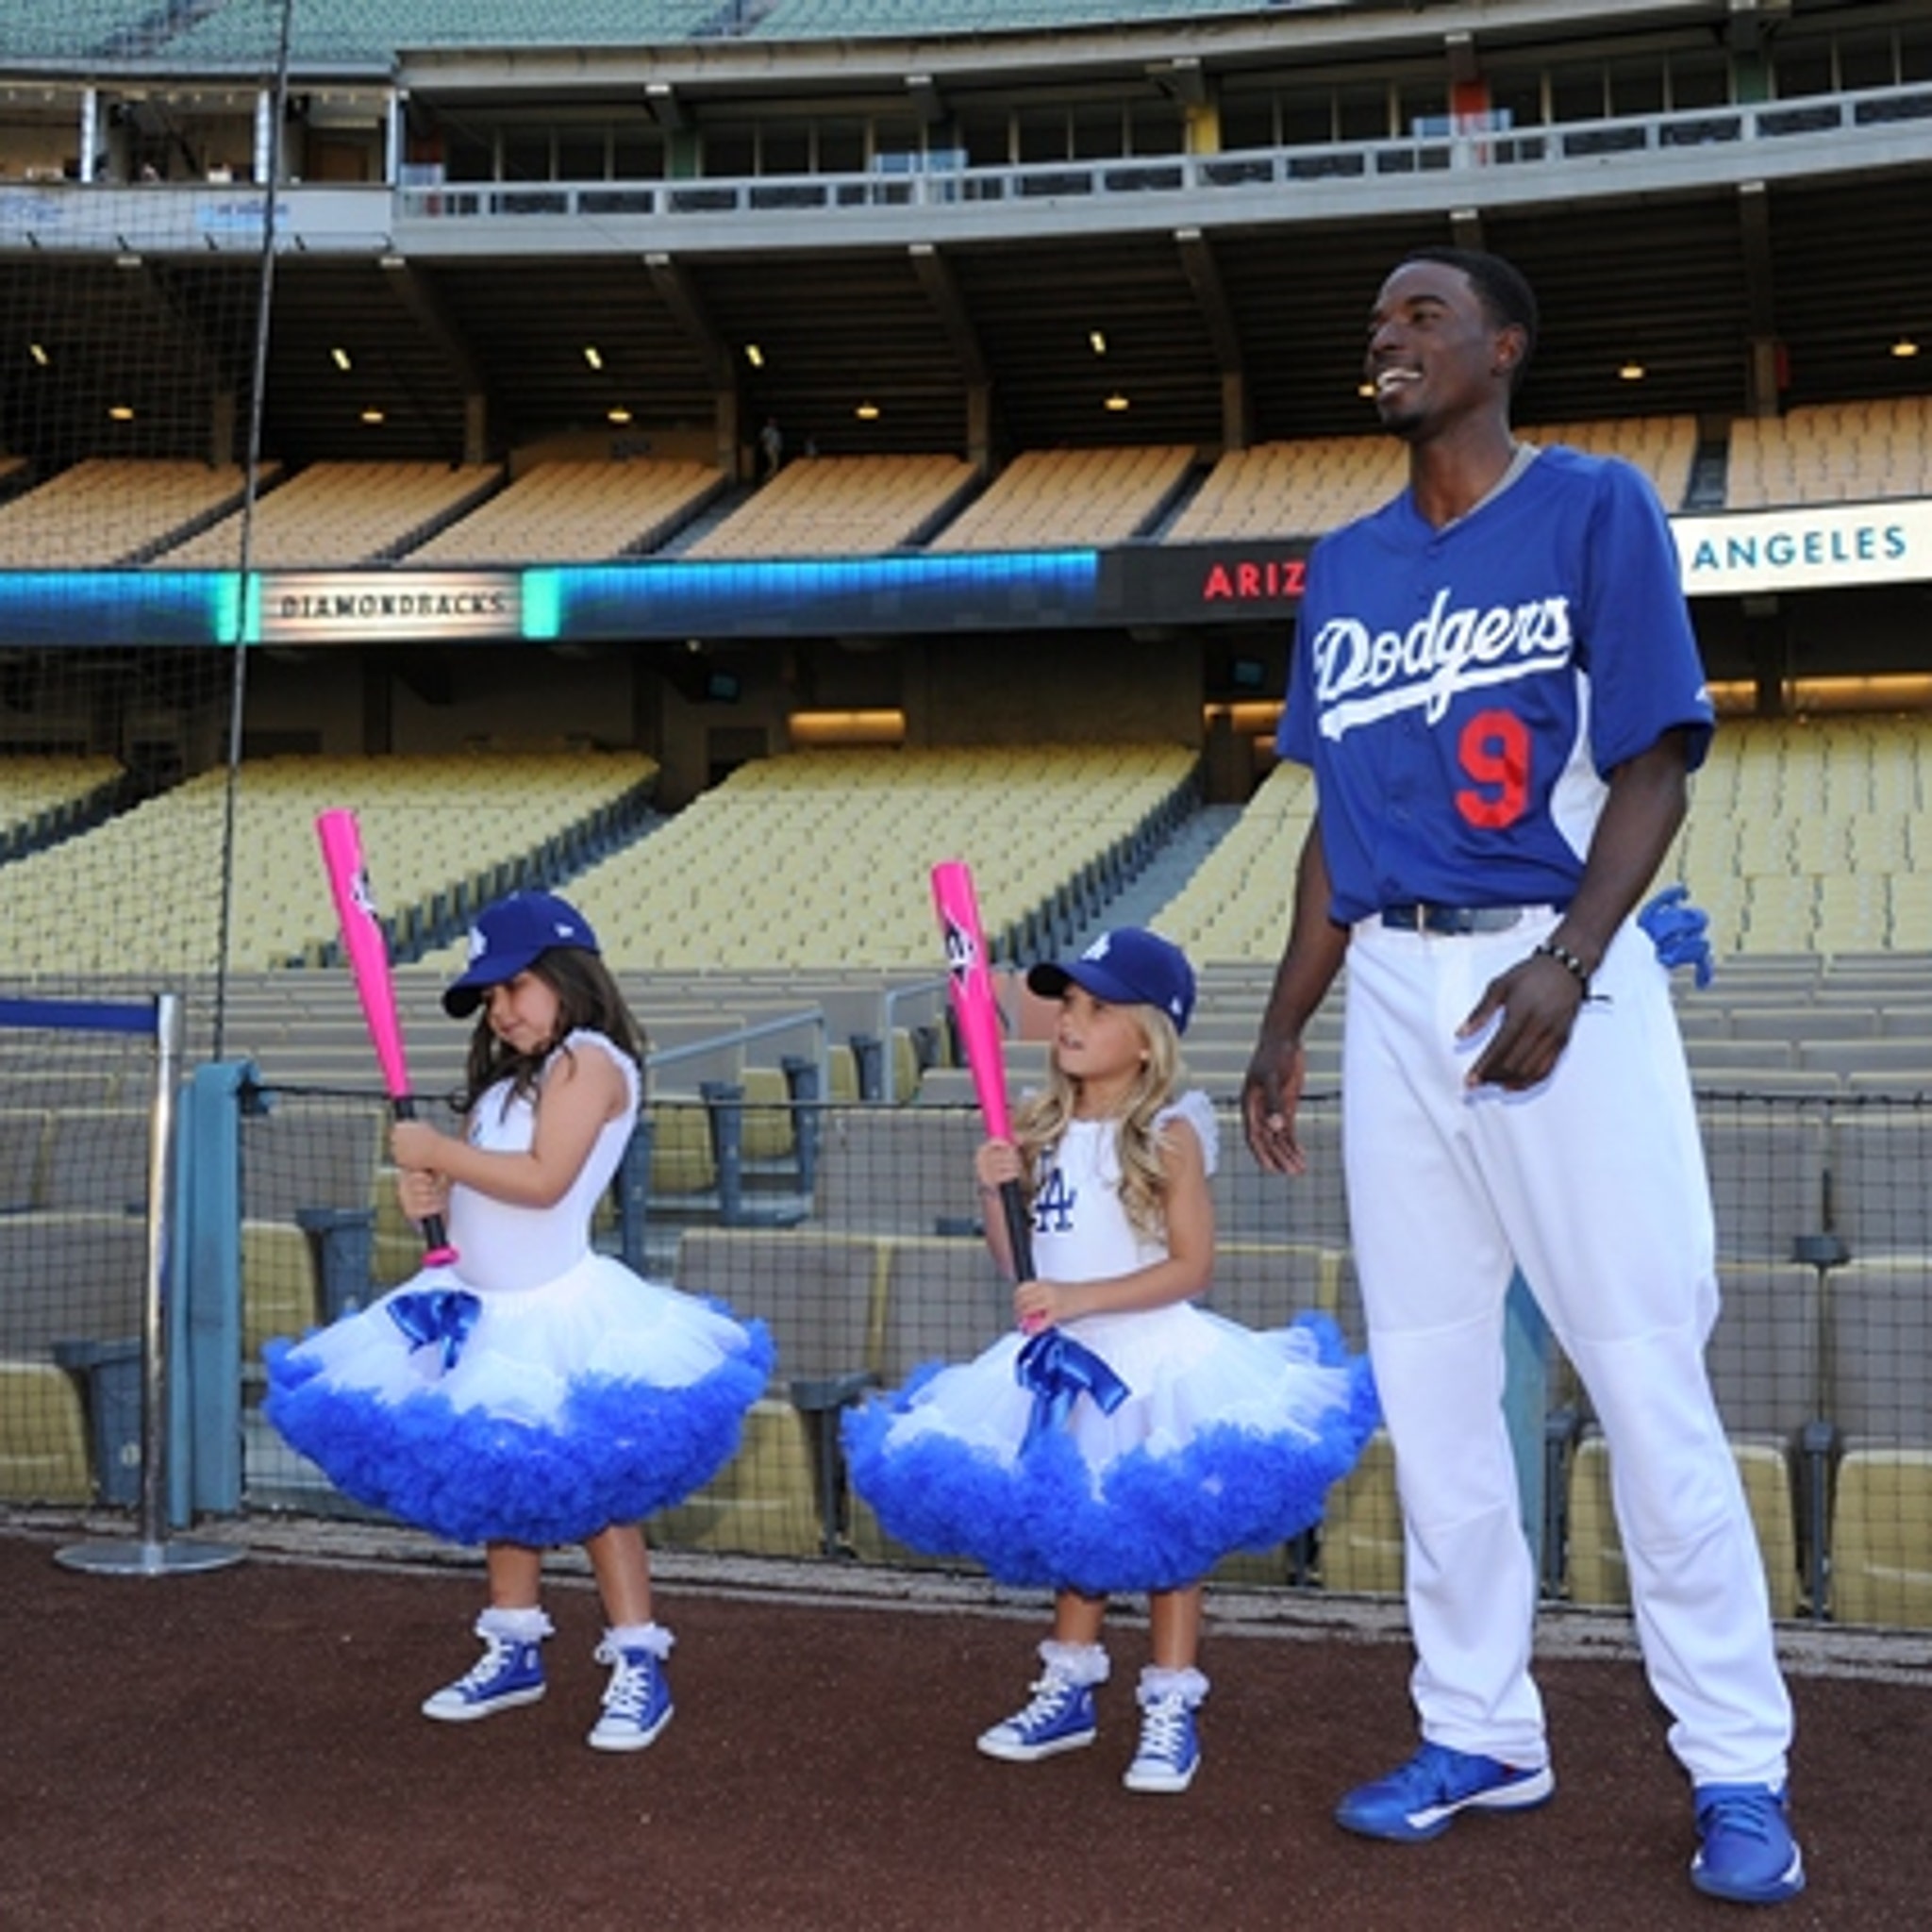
1138, 1664, 1209, 1709
1039, 1640, 1110, 1688
604, 1621, 675, 1661
476, 1605, 554, 1644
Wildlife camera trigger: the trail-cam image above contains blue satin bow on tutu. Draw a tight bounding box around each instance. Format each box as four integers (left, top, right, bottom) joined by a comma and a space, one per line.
1015, 1326, 1130, 1452
388, 1288, 482, 1372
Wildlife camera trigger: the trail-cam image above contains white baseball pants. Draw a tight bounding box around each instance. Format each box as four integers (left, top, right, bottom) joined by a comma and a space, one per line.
1341, 908, 1793, 1788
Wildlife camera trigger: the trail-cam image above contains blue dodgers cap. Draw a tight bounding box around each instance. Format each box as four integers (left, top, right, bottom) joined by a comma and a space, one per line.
442, 891, 600, 1017
1027, 927, 1196, 1035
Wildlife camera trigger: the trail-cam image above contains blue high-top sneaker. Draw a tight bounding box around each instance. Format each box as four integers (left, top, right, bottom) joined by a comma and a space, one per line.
588, 1638, 675, 1753
421, 1629, 547, 1723
976, 1671, 1099, 1762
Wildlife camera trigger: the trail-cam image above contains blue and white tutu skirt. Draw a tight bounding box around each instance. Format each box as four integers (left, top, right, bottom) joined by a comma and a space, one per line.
843, 1300, 1378, 1595
265, 1253, 774, 1549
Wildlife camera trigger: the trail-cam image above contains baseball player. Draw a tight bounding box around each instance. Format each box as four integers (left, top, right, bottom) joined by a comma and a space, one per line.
1242, 247, 1803, 1907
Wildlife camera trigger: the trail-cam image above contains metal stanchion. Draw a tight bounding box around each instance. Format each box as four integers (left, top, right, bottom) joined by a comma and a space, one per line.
58, 992, 245, 1577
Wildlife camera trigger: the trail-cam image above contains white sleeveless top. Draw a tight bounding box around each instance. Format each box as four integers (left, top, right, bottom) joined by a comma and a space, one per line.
445, 1029, 640, 1293
1028, 1091, 1218, 1285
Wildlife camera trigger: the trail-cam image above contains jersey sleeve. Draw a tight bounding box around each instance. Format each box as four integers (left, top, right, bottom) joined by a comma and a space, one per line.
1578, 460, 1714, 777
1156, 1090, 1219, 1178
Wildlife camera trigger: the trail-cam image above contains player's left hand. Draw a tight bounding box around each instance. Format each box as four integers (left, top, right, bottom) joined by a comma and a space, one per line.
1014, 1277, 1075, 1328
1457, 954, 1586, 1091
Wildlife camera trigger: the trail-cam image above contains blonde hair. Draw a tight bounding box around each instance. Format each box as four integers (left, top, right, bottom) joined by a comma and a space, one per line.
1011, 1003, 1184, 1241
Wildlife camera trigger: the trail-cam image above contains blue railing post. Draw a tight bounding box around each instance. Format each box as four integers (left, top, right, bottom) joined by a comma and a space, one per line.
176, 1059, 254, 1517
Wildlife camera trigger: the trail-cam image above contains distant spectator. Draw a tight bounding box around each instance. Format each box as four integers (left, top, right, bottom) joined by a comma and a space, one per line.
758, 416, 784, 480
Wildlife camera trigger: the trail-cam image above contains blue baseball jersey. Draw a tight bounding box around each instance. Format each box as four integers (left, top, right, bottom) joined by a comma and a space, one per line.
1277, 445, 1713, 924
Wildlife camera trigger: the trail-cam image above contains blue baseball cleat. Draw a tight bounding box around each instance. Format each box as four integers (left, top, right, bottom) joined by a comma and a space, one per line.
1336, 1740, 1555, 1842
1690, 1783, 1806, 1905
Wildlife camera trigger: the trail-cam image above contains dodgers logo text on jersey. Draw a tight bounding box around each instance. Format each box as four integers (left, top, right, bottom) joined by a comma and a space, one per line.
1032, 1162, 1076, 1235
1313, 586, 1574, 741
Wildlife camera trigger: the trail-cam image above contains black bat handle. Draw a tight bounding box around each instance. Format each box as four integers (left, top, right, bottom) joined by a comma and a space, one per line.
391, 1091, 454, 1260
999, 1176, 1035, 1284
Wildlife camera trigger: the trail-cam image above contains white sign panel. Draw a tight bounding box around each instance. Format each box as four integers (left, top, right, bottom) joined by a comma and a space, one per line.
1673, 500, 1931, 596
259, 573, 520, 642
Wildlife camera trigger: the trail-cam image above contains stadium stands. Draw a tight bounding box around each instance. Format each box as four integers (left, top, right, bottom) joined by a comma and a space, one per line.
1726, 396, 1932, 509
0, 754, 124, 858
1165, 438, 1407, 541
160, 462, 504, 568
475, 742, 1199, 973
0, 459, 277, 567
405, 458, 724, 565
1519, 414, 1701, 510
930, 445, 1196, 551
1671, 717, 1932, 955
684, 455, 975, 559
0, 750, 657, 976
1151, 759, 1316, 964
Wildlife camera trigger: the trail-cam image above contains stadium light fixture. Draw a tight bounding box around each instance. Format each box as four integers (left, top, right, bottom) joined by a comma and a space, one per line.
1618, 358, 1646, 381
855, 401, 881, 420
1104, 391, 1130, 412
108, 405, 135, 422
330, 346, 351, 372
1089, 330, 1108, 356
28, 342, 48, 366
359, 408, 385, 425
608, 407, 633, 425
583, 345, 604, 370
1891, 337, 1920, 359
744, 343, 765, 368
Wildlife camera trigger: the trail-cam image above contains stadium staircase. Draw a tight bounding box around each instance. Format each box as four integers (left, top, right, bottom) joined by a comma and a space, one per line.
1065, 800, 1244, 947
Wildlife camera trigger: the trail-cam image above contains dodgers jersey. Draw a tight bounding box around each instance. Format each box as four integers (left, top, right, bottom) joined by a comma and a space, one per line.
1277, 446, 1713, 924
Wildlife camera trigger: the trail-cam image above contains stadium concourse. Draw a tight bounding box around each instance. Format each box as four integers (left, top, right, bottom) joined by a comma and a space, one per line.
3, 8, 1932, 1907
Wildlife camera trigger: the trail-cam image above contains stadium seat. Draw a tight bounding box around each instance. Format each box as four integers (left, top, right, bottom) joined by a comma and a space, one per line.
0, 1359, 94, 1505
816, 1108, 982, 1239
1829, 1450, 1932, 1628
241, 1221, 322, 1362
1564, 1433, 1800, 1620
38, 1108, 152, 1214
1319, 1429, 1404, 1595
242, 1105, 385, 1225
1825, 1256, 1932, 1444
1200, 1240, 1348, 1334
1698, 1106, 1829, 1261
655, 1227, 890, 1557
1209, 1101, 1346, 1246
1825, 1110, 1932, 1257
0, 1107, 49, 1211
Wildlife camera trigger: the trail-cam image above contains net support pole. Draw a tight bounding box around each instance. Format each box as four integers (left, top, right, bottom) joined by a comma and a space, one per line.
57, 994, 244, 1577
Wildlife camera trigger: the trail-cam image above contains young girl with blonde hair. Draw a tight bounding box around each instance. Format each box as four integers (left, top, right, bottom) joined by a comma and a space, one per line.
847, 926, 1374, 1792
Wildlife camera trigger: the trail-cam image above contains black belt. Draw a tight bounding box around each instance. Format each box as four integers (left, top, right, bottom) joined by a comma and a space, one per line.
1380, 903, 1525, 935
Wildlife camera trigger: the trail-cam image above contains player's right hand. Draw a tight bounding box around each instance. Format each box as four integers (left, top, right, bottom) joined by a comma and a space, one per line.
1242, 1036, 1308, 1174
975, 1139, 1024, 1190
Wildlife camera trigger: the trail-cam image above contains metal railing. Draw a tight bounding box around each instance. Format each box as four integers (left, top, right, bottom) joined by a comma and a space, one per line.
5, 82, 1928, 256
